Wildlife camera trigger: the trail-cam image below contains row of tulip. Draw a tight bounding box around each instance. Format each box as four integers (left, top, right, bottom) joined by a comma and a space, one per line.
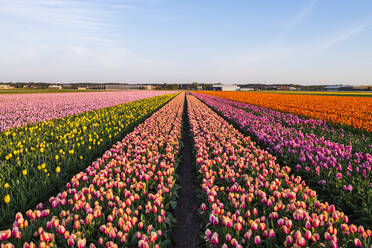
186, 94, 371, 248
193, 93, 371, 226
0, 93, 177, 227
199, 93, 370, 154
197, 91, 372, 132
0, 92, 185, 247
0, 91, 175, 132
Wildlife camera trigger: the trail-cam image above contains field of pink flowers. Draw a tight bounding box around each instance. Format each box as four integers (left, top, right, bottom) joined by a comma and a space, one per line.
187, 94, 371, 248
193, 92, 372, 227
0, 91, 174, 132
0, 93, 184, 247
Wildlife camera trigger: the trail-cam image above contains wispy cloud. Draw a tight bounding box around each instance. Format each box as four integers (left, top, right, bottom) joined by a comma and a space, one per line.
0, 0, 371, 84
0, 0, 143, 82
231, 0, 318, 64
316, 24, 370, 52
0, 0, 134, 34
275, 0, 318, 44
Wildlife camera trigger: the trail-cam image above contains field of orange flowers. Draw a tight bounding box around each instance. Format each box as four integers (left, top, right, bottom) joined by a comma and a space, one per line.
200, 91, 372, 132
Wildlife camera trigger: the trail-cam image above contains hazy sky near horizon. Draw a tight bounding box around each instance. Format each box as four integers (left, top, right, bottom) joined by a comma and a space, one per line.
0, 0, 371, 85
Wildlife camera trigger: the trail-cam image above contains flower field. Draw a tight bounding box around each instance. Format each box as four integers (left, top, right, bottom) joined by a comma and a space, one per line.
199, 91, 372, 132
0, 90, 371, 247
193, 92, 371, 226
0, 93, 184, 247
0, 91, 174, 132
0, 93, 177, 227
187, 94, 371, 248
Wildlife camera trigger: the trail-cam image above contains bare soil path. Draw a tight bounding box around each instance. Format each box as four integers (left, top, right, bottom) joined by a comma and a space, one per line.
172, 95, 201, 248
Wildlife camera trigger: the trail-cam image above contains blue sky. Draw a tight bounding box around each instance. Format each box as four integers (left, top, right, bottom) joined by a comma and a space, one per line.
0, 0, 371, 84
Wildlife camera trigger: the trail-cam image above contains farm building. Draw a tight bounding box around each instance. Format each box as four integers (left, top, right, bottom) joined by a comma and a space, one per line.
0, 84, 14, 89
324, 85, 354, 91
212, 84, 240, 91
240, 87, 255, 91
143, 85, 156, 90
353, 86, 372, 91
48, 85, 62, 90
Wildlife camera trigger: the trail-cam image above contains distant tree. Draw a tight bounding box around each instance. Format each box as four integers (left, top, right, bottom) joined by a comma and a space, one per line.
202, 84, 213, 90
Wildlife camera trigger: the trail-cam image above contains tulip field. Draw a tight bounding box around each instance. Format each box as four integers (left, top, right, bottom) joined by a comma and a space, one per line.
193, 92, 372, 226
0, 90, 371, 247
0, 91, 172, 132
198, 91, 372, 132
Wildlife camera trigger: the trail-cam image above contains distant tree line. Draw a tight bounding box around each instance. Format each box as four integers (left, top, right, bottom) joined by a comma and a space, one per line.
155, 82, 213, 90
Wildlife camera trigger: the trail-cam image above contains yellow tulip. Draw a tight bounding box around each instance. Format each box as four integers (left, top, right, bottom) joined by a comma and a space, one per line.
4, 194, 10, 204
56, 166, 61, 173
4, 183, 9, 188
22, 169, 27, 176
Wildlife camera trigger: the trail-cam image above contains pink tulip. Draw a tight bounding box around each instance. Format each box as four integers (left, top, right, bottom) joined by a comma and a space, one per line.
268, 229, 275, 238
353, 238, 362, 247
324, 232, 331, 241
67, 236, 75, 247
225, 234, 232, 242
211, 232, 219, 245
297, 237, 306, 247
205, 229, 212, 238
331, 241, 339, 248
254, 235, 261, 245
304, 230, 312, 240
77, 238, 86, 248
57, 225, 65, 235
150, 231, 158, 242
251, 222, 258, 231
285, 235, 293, 245
244, 230, 252, 240
109, 229, 116, 239
0, 230, 11, 241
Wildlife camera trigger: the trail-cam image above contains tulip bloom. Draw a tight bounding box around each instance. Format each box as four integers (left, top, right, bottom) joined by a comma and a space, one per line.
211, 232, 219, 245
254, 235, 261, 245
